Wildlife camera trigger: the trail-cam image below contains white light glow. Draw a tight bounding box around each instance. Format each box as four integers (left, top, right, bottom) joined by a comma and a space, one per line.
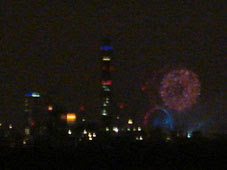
105, 127, 110, 132
138, 127, 142, 131
32, 93, 40, 98
128, 119, 133, 125
23, 140, 27, 145
166, 136, 171, 141
102, 109, 107, 116
68, 129, 72, 135
103, 56, 111, 61
113, 127, 119, 133
187, 132, 192, 138
48, 105, 53, 111
83, 129, 87, 134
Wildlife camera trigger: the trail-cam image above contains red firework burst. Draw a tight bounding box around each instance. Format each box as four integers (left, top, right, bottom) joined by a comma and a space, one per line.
160, 69, 200, 111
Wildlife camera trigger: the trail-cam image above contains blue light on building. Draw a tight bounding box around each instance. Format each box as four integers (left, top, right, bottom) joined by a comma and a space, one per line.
25, 92, 40, 98
100, 46, 113, 50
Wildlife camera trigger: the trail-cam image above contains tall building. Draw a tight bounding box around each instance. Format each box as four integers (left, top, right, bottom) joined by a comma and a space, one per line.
100, 39, 114, 129
24, 92, 41, 135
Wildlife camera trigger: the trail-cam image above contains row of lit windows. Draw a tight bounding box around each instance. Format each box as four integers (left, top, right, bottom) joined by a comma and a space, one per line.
102, 56, 111, 61
105, 126, 142, 132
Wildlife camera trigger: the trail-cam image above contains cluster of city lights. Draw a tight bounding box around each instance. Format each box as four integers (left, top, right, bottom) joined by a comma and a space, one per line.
82, 129, 97, 141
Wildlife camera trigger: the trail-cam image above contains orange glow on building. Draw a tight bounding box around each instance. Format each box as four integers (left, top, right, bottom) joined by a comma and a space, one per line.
66, 113, 76, 123
48, 105, 53, 111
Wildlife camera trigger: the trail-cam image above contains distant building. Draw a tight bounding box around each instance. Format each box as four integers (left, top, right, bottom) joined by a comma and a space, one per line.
100, 39, 114, 130
24, 92, 42, 135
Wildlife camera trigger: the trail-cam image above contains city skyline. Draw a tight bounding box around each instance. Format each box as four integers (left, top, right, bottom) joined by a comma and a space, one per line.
1, 1, 226, 132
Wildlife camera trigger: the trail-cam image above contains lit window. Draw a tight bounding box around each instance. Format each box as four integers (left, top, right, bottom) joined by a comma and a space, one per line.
67, 113, 76, 124
89, 137, 93, 141
127, 127, 131, 131
93, 133, 96, 137
102, 113, 107, 116
82, 118, 86, 122
103, 103, 107, 107
103, 56, 111, 61
116, 116, 120, 120
105, 127, 110, 132
187, 132, 192, 138
88, 133, 92, 138
113, 127, 119, 133
139, 136, 143, 140
83, 129, 87, 135
0, 123, 2, 127
25, 128, 30, 135
136, 136, 139, 140
9, 124, 13, 129
68, 129, 72, 135
25, 92, 40, 98
166, 137, 171, 141
23, 140, 27, 145
48, 105, 53, 111
128, 119, 133, 125
138, 127, 142, 131
102, 109, 107, 116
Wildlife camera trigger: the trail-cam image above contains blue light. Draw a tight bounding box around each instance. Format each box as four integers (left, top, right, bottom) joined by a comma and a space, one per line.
100, 46, 113, 50
25, 92, 40, 98
25, 93, 33, 97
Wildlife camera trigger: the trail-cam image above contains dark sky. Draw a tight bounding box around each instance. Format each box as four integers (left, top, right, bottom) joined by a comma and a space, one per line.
1, 1, 226, 129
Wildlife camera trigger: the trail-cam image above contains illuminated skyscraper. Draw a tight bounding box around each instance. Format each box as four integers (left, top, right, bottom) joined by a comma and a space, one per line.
24, 92, 41, 135
100, 39, 114, 129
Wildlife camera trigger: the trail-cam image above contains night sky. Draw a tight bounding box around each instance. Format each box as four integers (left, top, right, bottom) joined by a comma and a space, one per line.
1, 1, 226, 131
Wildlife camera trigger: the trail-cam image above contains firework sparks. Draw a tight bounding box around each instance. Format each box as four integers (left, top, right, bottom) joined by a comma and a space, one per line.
160, 69, 200, 111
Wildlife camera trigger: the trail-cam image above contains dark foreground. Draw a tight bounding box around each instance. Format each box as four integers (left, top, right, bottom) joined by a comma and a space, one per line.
0, 137, 226, 170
